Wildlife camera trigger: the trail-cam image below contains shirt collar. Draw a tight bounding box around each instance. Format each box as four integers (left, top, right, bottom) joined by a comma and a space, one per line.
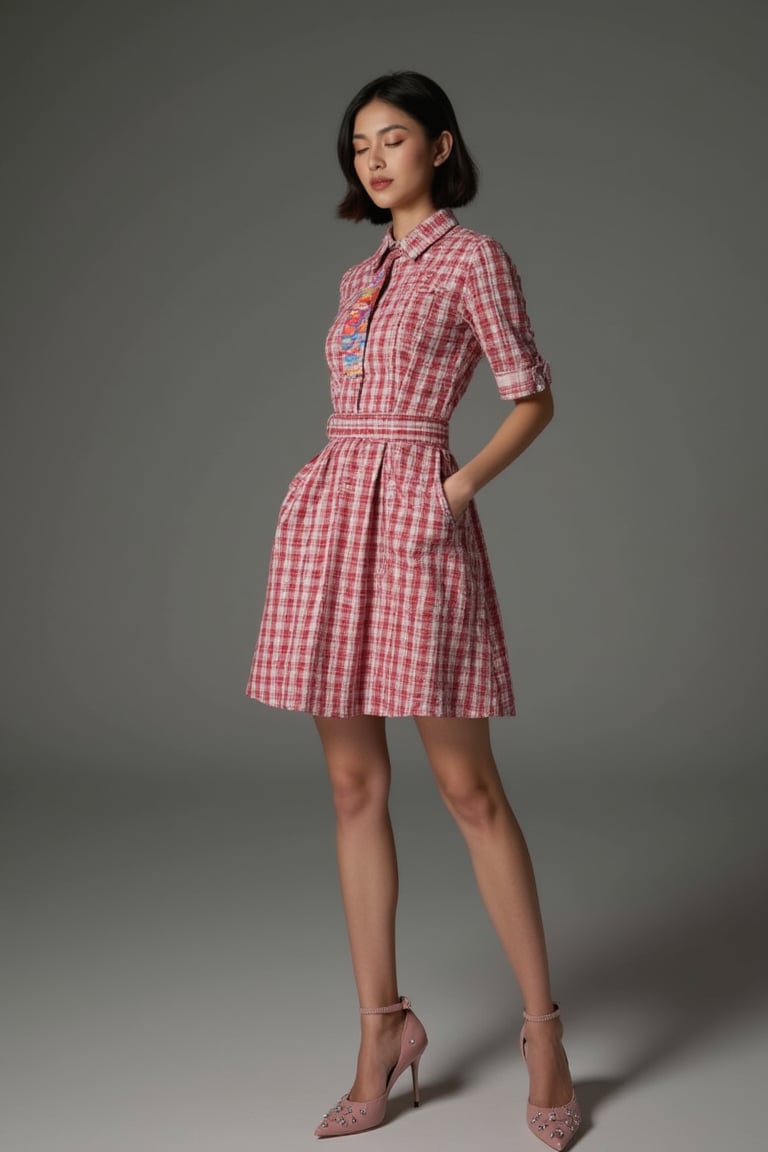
377, 207, 459, 262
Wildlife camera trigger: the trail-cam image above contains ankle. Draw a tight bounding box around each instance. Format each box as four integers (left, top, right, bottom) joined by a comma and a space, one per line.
360, 1008, 404, 1034
523, 1003, 559, 1022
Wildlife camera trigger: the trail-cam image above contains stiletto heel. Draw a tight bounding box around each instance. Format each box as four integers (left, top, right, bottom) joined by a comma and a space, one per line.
411, 1055, 421, 1106
314, 995, 428, 1138
519, 1004, 581, 1150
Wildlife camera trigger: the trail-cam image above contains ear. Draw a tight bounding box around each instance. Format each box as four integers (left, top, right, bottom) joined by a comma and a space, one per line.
432, 130, 454, 167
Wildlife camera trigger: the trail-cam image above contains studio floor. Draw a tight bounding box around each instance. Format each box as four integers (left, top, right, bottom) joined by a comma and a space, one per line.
2, 745, 765, 1151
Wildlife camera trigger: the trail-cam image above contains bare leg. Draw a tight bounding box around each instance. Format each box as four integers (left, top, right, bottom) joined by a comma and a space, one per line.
314, 715, 406, 1102
413, 715, 573, 1108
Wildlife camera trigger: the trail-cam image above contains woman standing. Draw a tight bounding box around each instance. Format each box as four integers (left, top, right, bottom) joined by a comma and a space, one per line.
246, 72, 580, 1149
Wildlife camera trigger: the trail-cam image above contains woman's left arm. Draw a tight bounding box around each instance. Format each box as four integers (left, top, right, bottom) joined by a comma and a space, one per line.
442, 389, 554, 521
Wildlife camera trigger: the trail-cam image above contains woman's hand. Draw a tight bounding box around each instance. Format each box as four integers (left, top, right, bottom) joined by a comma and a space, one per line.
442, 469, 475, 523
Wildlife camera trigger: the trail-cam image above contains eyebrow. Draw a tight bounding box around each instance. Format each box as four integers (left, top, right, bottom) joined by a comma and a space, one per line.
352, 124, 411, 139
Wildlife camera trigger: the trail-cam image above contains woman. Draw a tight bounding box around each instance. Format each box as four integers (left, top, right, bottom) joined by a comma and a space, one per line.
246, 71, 580, 1149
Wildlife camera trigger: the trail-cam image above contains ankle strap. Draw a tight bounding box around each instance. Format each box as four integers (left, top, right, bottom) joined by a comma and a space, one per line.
360, 995, 411, 1015
522, 1003, 560, 1023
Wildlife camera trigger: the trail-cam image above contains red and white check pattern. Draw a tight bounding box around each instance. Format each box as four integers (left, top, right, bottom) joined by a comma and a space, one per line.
246, 208, 551, 716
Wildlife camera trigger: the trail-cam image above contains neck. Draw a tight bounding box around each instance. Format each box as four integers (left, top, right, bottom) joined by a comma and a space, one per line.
390, 200, 437, 242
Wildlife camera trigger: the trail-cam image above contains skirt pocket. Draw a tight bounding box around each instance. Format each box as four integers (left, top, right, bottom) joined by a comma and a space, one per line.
387, 446, 461, 563
275, 450, 323, 525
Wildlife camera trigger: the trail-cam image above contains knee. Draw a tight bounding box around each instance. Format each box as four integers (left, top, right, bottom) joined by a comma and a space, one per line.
438, 773, 501, 831
329, 762, 390, 823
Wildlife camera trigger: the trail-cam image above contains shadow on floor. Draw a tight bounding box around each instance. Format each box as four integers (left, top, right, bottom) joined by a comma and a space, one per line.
426, 844, 768, 1126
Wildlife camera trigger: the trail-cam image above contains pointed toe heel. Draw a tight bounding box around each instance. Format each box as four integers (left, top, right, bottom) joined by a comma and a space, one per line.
314, 995, 428, 1138
520, 1004, 581, 1150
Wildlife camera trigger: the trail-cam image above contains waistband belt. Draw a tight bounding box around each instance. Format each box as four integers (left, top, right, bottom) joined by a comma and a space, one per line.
326, 413, 449, 448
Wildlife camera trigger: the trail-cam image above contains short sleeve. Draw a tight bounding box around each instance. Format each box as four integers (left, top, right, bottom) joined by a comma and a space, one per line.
461, 236, 552, 400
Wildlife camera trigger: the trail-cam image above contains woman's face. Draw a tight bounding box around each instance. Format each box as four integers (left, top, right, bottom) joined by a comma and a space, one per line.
352, 99, 451, 220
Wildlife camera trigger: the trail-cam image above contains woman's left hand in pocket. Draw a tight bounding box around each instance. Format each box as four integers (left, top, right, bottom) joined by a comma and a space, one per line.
442, 470, 474, 523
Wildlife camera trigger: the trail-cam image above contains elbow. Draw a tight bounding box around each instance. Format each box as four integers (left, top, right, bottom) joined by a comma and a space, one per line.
513, 383, 554, 431
531, 387, 554, 432
541, 387, 555, 426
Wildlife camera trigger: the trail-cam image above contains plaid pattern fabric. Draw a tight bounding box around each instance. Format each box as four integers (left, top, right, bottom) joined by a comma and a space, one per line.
246, 208, 552, 716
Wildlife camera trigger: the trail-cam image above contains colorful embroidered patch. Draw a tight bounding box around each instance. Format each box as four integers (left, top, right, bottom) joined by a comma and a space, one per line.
340, 267, 387, 380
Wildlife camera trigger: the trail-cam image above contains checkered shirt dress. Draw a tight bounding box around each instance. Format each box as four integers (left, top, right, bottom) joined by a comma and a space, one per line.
246, 207, 551, 717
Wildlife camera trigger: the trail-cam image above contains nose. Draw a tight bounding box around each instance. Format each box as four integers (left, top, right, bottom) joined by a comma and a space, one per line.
367, 142, 385, 170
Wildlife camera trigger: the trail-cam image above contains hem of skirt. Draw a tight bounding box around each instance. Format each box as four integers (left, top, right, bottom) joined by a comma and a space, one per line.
245, 690, 516, 718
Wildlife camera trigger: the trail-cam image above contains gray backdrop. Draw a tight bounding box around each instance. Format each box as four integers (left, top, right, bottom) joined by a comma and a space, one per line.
1, 2, 766, 1150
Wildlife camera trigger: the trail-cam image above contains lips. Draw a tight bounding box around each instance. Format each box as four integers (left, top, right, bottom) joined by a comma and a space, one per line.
370, 178, 393, 191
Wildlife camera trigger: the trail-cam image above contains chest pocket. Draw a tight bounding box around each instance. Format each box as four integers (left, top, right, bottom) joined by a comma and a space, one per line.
405, 270, 458, 298
395, 271, 464, 357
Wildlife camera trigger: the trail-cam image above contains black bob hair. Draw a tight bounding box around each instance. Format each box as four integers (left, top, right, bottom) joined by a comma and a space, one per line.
337, 71, 479, 224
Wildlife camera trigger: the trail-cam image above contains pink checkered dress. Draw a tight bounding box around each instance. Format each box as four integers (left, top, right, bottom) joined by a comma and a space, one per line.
246, 208, 551, 717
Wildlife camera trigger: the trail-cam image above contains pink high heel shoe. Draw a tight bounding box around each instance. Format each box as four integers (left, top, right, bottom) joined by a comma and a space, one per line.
314, 995, 428, 1138
520, 1004, 581, 1150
